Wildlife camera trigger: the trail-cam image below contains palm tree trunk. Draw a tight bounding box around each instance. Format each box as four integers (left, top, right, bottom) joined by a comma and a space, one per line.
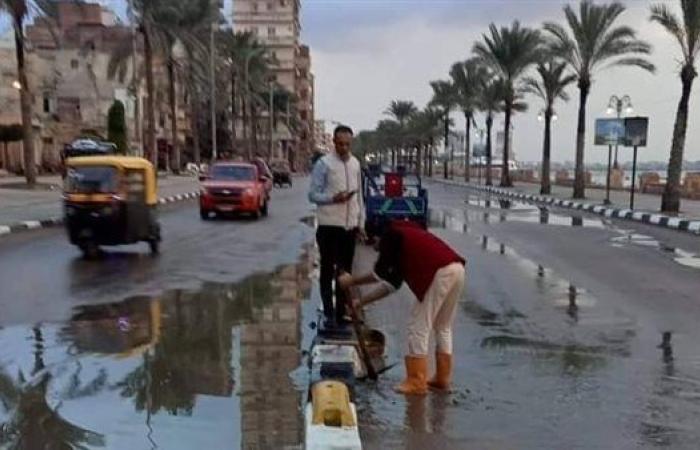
242, 95, 250, 159
231, 71, 237, 146
541, 108, 552, 195
143, 28, 157, 169
190, 94, 201, 164
573, 80, 590, 199
661, 68, 695, 213
251, 104, 259, 157
464, 113, 471, 183
486, 114, 493, 186
501, 102, 512, 187
428, 139, 433, 177
416, 144, 422, 176
167, 59, 179, 173
13, 18, 36, 186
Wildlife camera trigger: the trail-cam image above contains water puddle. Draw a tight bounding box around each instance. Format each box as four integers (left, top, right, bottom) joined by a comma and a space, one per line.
610, 232, 700, 270
460, 195, 609, 229
0, 250, 313, 449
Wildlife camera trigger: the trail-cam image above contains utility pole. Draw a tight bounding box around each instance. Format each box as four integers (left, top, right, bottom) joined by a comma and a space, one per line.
209, 11, 217, 160
128, 0, 141, 156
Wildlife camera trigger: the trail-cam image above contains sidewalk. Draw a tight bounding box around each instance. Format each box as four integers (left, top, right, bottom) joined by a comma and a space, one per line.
0, 175, 199, 236
431, 177, 700, 234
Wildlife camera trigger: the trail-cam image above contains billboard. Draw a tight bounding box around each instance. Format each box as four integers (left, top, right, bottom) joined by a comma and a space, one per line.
624, 117, 648, 147
594, 119, 625, 146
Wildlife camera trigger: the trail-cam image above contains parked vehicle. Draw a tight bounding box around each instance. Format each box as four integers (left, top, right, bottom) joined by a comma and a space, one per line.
362, 166, 429, 238
250, 157, 274, 197
63, 156, 161, 258
270, 159, 292, 187
199, 162, 270, 220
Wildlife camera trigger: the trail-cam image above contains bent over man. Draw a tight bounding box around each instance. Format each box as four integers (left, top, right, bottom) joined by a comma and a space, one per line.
339, 221, 465, 395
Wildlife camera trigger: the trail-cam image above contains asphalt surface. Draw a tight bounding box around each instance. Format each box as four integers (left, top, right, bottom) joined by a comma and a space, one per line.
1, 179, 699, 449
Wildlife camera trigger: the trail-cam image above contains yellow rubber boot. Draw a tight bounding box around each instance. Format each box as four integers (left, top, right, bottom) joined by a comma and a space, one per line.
427, 352, 452, 391
394, 355, 428, 395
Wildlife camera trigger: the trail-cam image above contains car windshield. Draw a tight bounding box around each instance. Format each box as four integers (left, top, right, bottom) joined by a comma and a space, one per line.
210, 165, 256, 181
64, 166, 118, 193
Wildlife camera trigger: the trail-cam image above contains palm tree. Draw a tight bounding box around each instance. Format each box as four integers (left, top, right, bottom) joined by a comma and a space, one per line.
473, 21, 541, 187
651, 0, 700, 213
375, 119, 402, 168
450, 58, 489, 182
545, 1, 655, 199
476, 78, 506, 186
524, 60, 576, 194
384, 100, 418, 127
429, 80, 457, 178
0, 0, 65, 186
384, 100, 418, 166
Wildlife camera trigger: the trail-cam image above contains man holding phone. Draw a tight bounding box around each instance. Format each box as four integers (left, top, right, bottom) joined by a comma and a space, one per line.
309, 125, 365, 328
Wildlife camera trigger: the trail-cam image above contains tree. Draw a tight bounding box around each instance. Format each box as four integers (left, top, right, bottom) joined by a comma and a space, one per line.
476, 78, 506, 186
473, 21, 541, 187
384, 100, 418, 166
0, 0, 54, 185
524, 61, 576, 194
429, 80, 457, 178
651, 0, 700, 213
450, 58, 489, 182
545, 1, 655, 199
107, 100, 128, 154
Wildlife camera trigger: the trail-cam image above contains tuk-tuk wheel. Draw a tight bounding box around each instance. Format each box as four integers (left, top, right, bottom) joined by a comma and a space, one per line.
79, 242, 100, 259
262, 201, 269, 217
200, 209, 211, 220
148, 239, 159, 254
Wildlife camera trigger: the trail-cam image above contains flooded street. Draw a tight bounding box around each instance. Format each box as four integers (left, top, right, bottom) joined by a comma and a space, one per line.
1, 180, 700, 449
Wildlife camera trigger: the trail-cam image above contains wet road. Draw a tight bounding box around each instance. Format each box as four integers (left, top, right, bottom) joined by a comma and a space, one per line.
357, 181, 700, 449
1, 178, 700, 449
0, 182, 315, 449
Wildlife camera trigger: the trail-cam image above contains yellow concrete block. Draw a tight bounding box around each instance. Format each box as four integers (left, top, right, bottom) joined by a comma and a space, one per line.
311, 381, 356, 428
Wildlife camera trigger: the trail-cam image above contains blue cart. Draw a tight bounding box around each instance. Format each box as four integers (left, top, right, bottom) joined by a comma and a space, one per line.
362, 165, 429, 237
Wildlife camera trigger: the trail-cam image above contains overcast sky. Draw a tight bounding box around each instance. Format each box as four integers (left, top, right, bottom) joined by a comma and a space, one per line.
300, 0, 700, 164
3, 0, 698, 164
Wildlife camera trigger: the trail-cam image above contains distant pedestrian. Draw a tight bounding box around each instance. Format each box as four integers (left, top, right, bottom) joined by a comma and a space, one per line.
339, 221, 465, 395
308, 125, 365, 328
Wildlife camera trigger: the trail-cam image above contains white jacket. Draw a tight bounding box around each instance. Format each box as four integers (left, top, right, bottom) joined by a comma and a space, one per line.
308, 152, 365, 229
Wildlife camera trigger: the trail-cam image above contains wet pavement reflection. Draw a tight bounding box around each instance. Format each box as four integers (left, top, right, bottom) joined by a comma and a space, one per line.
0, 248, 313, 449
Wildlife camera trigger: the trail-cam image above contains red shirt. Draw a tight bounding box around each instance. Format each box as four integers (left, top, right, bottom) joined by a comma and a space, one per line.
374, 223, 465, 301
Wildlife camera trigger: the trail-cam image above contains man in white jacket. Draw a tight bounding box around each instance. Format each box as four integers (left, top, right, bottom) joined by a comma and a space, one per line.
308, 125, 365, 327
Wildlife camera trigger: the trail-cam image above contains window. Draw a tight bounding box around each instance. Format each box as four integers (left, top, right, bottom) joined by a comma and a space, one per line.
266, 2, 273, 10
251, 27, 258, 36
70, 59, 79, 69
252, 2, 258, 12
268, 27, 276, 37
125, 170, 145, 201
280, 0, 286, 6
43, 96, 51, 113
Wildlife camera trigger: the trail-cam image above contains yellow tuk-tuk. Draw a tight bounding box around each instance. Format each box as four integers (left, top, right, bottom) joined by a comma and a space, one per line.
63, 156, 161, 257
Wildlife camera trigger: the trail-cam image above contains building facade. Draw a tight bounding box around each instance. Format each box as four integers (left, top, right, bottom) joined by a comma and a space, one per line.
232, 0, 315, 170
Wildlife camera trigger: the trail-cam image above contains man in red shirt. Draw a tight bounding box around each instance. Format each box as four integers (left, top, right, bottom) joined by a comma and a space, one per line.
339, 221, 466, 395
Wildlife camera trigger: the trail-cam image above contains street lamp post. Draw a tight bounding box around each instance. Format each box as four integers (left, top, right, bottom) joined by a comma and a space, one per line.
606, 95, 633, 169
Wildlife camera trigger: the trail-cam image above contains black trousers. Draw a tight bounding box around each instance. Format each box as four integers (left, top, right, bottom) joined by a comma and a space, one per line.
316, 225, 357, 322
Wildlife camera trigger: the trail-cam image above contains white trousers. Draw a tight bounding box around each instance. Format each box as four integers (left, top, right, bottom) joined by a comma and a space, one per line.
407, 262, 465, 356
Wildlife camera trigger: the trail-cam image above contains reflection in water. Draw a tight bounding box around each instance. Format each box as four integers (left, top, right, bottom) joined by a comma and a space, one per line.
572, 216, 583, 227
659, 332, 674, 366
0, 326, 105, 448
567, 285, 579, 322
539, 208, 549, 225
0, 250, 313, 449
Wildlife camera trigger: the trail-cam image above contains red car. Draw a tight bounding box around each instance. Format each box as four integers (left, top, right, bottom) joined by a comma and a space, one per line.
199, 162, 270, 219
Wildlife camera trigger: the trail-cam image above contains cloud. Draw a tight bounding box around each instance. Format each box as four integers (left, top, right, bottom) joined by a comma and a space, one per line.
306, 0, 700, 164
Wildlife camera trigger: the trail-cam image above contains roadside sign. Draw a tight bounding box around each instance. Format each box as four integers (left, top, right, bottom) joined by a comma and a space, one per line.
594, 119, 625, 146
624, 117, 648, 147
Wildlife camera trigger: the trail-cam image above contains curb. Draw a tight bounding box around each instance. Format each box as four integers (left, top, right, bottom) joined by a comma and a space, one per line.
0, 191, 200, 239
434, 179, 700, 235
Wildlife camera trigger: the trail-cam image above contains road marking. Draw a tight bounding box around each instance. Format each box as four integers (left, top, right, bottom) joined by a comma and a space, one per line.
632, 212, 644, 220
593, 206, 605, 213
604, 209, 615, 217
689, 222, 700, 232
23, 221, 41, 229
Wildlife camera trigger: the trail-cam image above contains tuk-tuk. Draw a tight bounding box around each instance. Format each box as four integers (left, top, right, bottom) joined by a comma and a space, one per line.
63, 155, 161, 257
